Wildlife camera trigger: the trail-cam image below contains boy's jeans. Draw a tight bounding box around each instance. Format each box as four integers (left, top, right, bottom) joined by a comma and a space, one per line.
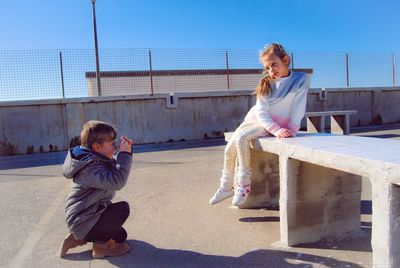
84, 201, 130, 243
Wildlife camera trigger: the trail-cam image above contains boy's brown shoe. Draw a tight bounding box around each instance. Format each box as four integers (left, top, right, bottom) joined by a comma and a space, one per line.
92, 239, 130, 258
59, 233, 86, 257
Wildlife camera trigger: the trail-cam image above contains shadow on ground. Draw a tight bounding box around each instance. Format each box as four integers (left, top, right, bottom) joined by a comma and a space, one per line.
358, 134, 400, 139
0, 139, 225, 170
63, 239, 363, 268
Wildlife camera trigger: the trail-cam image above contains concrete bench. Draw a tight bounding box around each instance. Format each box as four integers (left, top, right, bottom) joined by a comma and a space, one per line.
225, 131, 400, 267
305, 110, 357, 135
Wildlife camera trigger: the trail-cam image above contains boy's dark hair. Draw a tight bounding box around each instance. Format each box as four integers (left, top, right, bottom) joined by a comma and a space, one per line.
80, 120, 117, 150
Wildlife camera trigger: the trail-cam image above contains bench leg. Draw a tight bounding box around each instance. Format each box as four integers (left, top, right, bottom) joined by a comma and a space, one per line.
306, 116, 325, 133
331, 115, 350, 135
237, 149, 280, 208
371, 180, 400, 268
279, 156, 361, 246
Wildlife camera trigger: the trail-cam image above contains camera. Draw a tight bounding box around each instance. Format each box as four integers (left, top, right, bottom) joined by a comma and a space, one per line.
113, 139, 134, 152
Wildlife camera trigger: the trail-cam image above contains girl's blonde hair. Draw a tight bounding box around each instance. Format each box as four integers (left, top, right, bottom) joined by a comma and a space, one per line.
255, 43, 290, 97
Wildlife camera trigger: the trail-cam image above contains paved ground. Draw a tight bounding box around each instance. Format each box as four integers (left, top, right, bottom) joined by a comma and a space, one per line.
1, 126, 399, 268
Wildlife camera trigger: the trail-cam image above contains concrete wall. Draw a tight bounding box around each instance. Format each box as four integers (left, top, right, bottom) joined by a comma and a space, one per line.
307, 87, 400, 127
1, 87, 400, 156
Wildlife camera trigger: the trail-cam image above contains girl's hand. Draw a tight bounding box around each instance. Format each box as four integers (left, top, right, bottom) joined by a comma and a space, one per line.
119, 135, 134, 153
277, 129, 293, 138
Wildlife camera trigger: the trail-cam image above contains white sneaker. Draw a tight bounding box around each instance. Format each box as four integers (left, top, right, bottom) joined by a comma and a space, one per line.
209, 187, 234, 205
232, 184, 251, 206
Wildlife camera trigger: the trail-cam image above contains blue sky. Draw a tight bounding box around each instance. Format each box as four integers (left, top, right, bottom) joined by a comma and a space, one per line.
0, 0, 399, 52
1, 0, 399, 101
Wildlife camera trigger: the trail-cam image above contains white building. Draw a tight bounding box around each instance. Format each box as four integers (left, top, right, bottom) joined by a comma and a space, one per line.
86, 68, 313, 96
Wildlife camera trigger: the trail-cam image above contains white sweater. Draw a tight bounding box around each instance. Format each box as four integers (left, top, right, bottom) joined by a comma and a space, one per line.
244, 71, 308, 136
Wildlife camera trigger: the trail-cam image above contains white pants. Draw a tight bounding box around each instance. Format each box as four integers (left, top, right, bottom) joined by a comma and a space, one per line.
220, 121, 267, 187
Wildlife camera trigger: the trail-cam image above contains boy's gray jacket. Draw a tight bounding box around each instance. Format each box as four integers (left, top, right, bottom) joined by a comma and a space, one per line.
62, 146, 132, 240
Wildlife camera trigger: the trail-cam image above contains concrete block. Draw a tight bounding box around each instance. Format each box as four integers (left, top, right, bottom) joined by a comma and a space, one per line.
237, 149, 280, 209
330, 115, 348, 135
279, 158, 361, 246
371, 180, 400, 268
306, 116, 325, 133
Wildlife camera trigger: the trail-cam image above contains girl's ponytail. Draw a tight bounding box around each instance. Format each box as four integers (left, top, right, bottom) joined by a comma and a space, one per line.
255, 74, 272, 97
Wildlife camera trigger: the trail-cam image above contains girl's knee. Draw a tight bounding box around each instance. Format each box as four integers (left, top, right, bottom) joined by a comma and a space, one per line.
235, 135, 251, 146
224, 142, 235, 154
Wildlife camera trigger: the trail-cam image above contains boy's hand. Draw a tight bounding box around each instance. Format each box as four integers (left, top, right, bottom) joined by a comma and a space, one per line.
277, 129, 293, 138
119, 135, 134, 153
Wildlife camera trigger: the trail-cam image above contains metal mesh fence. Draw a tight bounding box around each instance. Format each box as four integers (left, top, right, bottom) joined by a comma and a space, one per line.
292, 51, 348, 88
0, 48, 398, 101
0, 50, 62, 100
348, 52, 394, 87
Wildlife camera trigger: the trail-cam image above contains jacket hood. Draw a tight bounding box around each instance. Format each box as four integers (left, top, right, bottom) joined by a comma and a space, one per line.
62, 146, 111, 179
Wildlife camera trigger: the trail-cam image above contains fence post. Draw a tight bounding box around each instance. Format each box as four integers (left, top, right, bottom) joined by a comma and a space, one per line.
393, 53, 396, 86
291, 52, 294, 70
92, 0, 102, 96
59, 51, 65, 98
225, 49, 230, 91
148, 50, 154, 95
346, 53, 350, 87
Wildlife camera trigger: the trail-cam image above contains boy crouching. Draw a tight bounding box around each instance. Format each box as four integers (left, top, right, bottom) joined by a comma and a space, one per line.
60, 120, 133, 258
